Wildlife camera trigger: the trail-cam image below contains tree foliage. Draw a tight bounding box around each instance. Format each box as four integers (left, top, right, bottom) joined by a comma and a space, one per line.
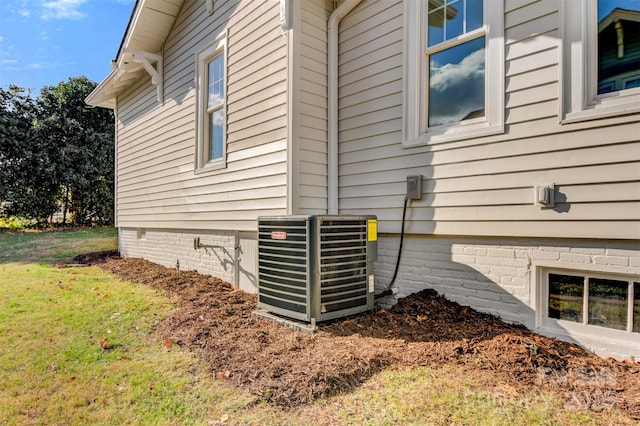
0, 77, 114, 225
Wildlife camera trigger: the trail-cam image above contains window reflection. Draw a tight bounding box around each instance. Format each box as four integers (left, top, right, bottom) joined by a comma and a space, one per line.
549, 273, 584, 323
208, 56, 224, 109
209, 109, 224, 160
588, 278, 628, 330
427, 0, 482, 47
597, 0, 640, 94
428, 37, 485, 127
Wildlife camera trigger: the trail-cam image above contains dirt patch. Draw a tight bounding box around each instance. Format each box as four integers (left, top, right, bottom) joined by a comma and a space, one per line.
78, 252, 640, 418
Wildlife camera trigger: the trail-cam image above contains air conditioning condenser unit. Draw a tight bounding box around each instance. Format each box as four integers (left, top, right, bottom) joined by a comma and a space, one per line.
257, 215, 377, 324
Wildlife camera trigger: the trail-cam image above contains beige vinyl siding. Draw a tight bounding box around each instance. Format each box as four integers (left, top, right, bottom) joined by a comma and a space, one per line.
295, 0, 332, 214
115, 0, 287, 231
334, 0, 640, 239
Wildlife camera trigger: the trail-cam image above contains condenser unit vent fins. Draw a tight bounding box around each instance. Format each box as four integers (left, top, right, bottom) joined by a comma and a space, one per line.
257, 215, 376, 323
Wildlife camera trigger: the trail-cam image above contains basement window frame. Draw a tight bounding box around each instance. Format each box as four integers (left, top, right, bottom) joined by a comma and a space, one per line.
195, 33, 228, 172
539, 267, 639, 339
402, 0, 505, 148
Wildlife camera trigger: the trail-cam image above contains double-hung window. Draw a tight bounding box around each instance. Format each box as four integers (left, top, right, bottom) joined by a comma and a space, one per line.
562, 0, 640, 122
196, 36, 227, 171
404, 0, 504, 146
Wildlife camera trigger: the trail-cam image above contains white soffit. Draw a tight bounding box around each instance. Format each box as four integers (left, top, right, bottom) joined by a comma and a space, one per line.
86, 0, 184, 108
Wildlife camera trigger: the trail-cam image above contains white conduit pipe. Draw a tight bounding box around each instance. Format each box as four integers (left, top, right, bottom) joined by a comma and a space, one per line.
327, 0, 363, 214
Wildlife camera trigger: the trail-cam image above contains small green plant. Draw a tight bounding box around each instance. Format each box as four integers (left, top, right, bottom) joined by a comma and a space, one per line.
0, 215, 37, 229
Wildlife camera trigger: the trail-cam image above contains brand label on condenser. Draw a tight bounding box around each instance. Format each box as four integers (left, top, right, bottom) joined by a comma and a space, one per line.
271, 231, 287, 240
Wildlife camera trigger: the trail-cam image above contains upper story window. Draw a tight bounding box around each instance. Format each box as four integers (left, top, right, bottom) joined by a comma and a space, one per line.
562, 0, 640, 123
196, 36, 227, 171
403, 0, 504, 147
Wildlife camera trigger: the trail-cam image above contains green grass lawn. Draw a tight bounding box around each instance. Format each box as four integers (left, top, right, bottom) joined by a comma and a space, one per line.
0, 227, 118, 264
0, 228, 632, 425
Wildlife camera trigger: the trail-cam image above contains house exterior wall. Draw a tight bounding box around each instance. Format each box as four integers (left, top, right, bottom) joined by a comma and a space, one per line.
294, 0, 333, 214
336, 0, 639, 240
109, 0, 639, 358
330, 0, 639, 358
374, 234, 639, 359
119, 227, 238, 285
115, 0, 288, 233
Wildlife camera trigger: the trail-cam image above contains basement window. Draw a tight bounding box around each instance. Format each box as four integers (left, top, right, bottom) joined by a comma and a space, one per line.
544, 270, 639, 333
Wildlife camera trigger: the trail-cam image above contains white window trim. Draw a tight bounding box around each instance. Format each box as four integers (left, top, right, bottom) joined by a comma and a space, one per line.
533, 264, 639, 358
402, 0, 504, 148
195, 33, 227, 172
561, 0, 640, 124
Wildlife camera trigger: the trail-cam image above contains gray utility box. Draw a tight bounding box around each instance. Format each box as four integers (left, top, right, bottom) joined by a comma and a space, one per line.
257, 215, 377, 323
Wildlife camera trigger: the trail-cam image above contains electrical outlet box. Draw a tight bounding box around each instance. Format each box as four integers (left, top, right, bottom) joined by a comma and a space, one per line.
535, 184, 555, 207
406, 175, 423, 200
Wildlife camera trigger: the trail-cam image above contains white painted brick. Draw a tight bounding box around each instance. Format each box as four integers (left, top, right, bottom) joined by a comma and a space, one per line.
531, 250, 560, 260
489, 265, 519, 277
476, 256, 494, 265
463, 247, 477, 255
450, 245, 465, 255
570, 247, 606, 255
498, 257, 530, 267
607, 248, 639, 257
500, 276, 513, 285
559, 252, 591, 264
451, 254, 475, 264
487, 248, 515, 258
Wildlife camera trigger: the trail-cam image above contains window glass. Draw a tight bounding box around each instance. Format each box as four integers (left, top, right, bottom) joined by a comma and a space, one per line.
196, 39, 226, 170
634, 282, 640, 332
466, 0, 483, 33
427, 0, 485, 128
206, 54, 225, 162
209, 109, 224, 161
428, 36, 485, 127
427, 0, 483, 47
208, 56, 224, 109
428, 3, 446, 46
588, 277, 628, 330
548, 273, 584, 322
597, 0, 640, 95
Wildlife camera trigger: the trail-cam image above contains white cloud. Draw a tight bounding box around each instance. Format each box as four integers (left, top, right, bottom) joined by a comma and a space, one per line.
430, 48, 485, 93
41, 0, 86, 20
429, 48, 486, 126
2, 0, 33, 21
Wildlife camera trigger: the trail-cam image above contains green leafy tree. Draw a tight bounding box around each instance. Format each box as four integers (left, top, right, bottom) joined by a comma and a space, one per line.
0, 85, 60, 222
0, 77, 115, 225
36, 76, 115, 225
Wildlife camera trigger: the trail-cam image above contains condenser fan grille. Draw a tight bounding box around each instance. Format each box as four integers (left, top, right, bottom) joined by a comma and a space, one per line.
257, 215, 376, 322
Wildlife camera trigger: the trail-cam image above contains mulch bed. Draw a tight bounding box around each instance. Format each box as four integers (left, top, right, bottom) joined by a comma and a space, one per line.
77, 251, 640, 418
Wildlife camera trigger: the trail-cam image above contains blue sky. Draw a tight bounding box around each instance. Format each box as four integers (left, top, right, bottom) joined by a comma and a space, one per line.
0, 0, 134, 92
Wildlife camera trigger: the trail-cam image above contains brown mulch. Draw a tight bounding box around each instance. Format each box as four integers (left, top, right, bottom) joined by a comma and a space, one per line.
76, 251, 640, 418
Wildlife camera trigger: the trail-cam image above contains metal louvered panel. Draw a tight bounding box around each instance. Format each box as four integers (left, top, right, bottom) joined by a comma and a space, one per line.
257, 217, 311, 321
257, 215, 376, 323
317, 218, 369, 317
